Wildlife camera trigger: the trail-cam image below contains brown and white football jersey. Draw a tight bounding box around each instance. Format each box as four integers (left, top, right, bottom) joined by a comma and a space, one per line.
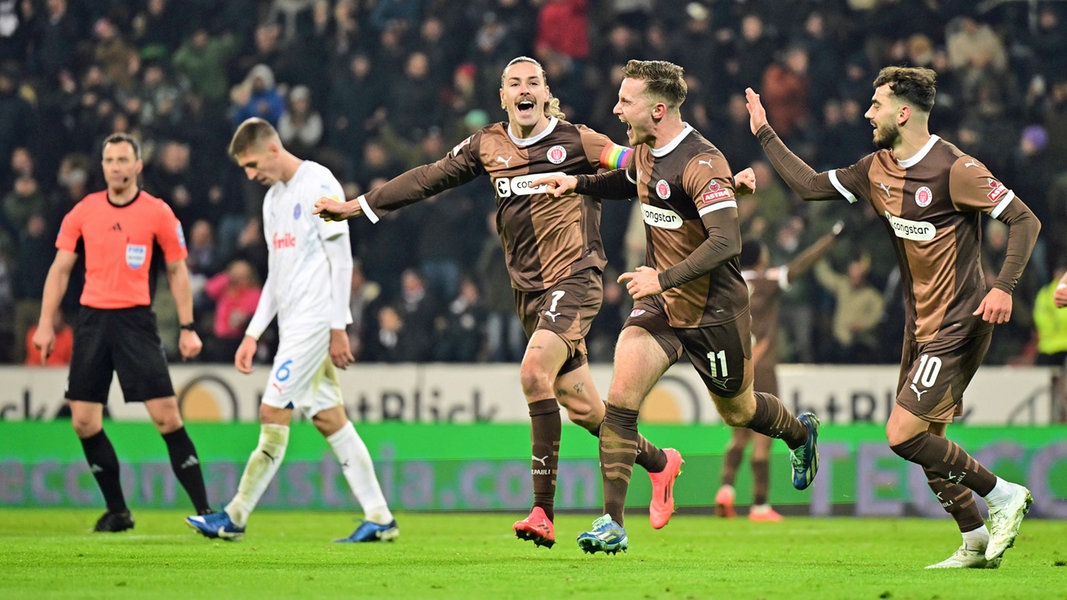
828, 136, 1021, 341
632, 125, 749, 328
363, 117, 631, 292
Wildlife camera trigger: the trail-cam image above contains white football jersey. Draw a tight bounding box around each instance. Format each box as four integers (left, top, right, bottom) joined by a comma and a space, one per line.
262, 160, 350, 329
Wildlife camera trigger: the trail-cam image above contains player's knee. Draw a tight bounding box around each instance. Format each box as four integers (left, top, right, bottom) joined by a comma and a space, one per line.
722, 412, 748, 428
71, 419, 99, 439
518, 363, 552, 399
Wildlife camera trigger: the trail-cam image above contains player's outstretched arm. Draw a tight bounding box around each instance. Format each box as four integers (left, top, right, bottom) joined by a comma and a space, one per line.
530, 174, 578, 198
314, 196, 363, 221
745, 88, 769, 135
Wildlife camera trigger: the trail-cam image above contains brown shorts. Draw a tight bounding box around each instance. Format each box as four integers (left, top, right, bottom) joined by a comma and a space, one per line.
625, 295, 752, 398
895, 329, 992, 423
515, 268, 602, 374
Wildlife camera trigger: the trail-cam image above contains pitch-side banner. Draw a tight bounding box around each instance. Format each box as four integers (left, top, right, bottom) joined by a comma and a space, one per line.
2, 422, 1065, 517
0, 364, 1056, 425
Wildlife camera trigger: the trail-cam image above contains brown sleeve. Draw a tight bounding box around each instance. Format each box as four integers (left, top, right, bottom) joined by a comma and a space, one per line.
991, 199, 1041, 295
574, 169, 637, 200
658, 207, 741, 290
365, 132, 486, 213
756, 124, 851, 201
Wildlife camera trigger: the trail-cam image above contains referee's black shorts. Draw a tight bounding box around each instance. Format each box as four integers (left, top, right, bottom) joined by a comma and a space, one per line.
66, 306, 176, 404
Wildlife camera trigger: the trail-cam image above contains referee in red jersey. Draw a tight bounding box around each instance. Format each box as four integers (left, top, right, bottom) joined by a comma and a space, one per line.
33, 133, 213, 532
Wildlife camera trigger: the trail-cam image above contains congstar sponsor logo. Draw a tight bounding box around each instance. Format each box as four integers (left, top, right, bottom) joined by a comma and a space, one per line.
494, 172, 565, 198
642, 203, 683, 229
884, 211, 935, 241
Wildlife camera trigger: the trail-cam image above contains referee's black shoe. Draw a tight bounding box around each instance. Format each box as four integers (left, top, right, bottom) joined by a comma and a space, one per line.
93, 510, 134, 533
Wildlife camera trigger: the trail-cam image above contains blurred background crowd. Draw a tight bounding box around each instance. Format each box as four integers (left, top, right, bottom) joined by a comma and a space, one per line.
1, 0, 1066, 368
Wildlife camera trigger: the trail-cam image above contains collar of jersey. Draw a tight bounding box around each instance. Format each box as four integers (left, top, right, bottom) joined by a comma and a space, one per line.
896, 135, 939, 169
650, 123, 694, 158
507, 117, 559, 147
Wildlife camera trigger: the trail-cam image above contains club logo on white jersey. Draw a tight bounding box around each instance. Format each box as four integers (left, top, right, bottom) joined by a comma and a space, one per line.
884, 211, 935, 241
547, 145, 567, 164
293, 203, 302, 219
642, 203, 683, 229
495, 172, 564, 199
878, 182, 892, 198
496, 155, 513, 167
126, 244, 146, 269
914, 186, 933, 208
655, 179, 671, 199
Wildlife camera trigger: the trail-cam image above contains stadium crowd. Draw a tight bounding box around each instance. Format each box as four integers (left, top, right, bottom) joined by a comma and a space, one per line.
1, 0, 1065, 367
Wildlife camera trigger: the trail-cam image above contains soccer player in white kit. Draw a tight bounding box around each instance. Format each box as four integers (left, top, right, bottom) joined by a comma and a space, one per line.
186, 117, 397, 542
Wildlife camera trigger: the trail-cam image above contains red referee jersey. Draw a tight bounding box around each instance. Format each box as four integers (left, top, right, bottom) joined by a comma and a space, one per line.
55, 190, 188, 309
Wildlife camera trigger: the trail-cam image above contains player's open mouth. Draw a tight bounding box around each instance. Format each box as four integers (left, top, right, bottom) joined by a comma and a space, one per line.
516, 99, 536, 116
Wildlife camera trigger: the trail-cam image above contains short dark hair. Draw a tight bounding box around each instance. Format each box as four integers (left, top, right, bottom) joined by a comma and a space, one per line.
621, 59, 687, 109
873, 66, 937, 113
102, 133, 141, 160
229, 117, 279, 159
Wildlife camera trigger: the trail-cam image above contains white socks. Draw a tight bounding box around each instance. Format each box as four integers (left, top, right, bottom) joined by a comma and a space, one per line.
226, 423, 289, 527
982, 477, 1012, 507
327, 421, 393, 524
962, 525, 990, 552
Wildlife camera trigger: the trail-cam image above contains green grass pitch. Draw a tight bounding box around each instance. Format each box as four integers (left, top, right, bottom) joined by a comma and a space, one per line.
1, 509, 1065, 599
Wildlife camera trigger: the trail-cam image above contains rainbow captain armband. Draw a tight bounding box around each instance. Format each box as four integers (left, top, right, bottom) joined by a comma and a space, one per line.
600, 143, 633, 170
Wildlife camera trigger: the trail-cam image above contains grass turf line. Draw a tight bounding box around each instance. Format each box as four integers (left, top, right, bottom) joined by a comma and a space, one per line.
1, 508, 1065, 599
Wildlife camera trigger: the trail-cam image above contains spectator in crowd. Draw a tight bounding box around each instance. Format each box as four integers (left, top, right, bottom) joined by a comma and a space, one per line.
0, 65, 34, 193
172, 27, 239, 106
436, 275, 487, 362
347, 259, 381, 361
813, 254, 885, 364
200, 258, 262, 363
278, 85, 323, 159
12, 212, 53, 363
230, 63, 286, 128
1033, 265, 1067, 365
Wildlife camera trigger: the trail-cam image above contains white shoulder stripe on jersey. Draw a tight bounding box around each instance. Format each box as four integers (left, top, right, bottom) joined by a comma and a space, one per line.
990, 190, 1015, 220
358, 195, 379, 224
828, 170, 857, 204
777, 265, 791, 291
697, 200, 737, 217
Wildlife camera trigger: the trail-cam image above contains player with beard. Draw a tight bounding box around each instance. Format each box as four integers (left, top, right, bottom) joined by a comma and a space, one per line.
746, 66, 1040, 568
314, 56, 682, 548
535, 59, 821, 554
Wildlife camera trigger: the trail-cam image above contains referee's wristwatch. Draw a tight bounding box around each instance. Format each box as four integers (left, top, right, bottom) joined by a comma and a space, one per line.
179, 322, 196, 332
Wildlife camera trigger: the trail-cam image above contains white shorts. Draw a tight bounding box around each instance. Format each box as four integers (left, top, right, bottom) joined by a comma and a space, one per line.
260, 326, 343, 417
